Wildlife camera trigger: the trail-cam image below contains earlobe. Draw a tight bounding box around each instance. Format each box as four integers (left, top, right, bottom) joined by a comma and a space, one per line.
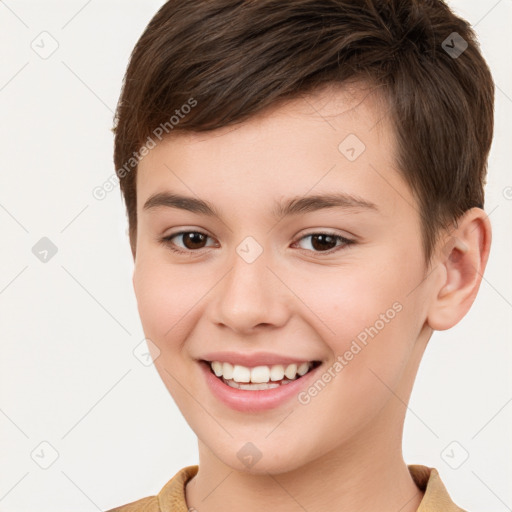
426, 208, 492, 331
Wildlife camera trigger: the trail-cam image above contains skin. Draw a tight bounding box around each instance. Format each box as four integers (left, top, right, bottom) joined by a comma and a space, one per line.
132, 83, 491, 512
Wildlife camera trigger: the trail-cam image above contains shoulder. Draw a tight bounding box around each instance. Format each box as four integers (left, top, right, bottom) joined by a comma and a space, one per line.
104, 465, 199, 512
105, 495, 159, 512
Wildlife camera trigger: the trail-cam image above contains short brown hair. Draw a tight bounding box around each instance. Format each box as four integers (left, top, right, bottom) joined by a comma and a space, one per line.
113, 0, 494, 263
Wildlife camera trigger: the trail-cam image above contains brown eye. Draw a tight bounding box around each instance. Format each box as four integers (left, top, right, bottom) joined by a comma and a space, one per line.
309, 234, 338, 251
181, 232, 208, 250
161, 231, 216, 254
294, 232, 354, 254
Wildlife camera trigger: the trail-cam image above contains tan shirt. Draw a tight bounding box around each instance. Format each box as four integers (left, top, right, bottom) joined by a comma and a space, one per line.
106, 464, 466, 512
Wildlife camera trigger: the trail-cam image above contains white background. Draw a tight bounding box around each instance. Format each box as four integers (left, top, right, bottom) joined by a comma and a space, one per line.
0, 1, 510, 511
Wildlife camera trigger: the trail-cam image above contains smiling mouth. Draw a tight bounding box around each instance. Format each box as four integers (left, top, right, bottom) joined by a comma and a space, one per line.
201, 360, 322, 390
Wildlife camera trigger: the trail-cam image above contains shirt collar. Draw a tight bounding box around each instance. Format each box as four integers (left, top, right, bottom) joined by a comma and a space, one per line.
158, 464, 466, 512
409, 465, 467, 512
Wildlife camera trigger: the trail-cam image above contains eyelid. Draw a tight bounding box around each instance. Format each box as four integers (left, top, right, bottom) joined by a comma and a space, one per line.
296, 228, 354, 241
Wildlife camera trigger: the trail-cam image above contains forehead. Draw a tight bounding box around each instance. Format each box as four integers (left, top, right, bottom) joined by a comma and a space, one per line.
135, 83, 405, 217
164, 82, 391, 153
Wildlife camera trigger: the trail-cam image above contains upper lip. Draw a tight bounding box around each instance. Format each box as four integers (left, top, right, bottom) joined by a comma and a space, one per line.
199, 351, 322, 367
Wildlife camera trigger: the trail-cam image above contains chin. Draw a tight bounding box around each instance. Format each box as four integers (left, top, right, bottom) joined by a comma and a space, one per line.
203, 435, 315, 476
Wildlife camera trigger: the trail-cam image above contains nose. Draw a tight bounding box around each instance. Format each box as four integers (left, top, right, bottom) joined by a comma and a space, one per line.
209, 246, 290, 334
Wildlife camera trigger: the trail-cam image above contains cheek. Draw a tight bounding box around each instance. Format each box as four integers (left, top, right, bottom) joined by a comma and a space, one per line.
132, 256, 207, 406
293, 261, 409, 342
290, 255, 423, 383
291, 276, 418, 444
132, 255, 202, 347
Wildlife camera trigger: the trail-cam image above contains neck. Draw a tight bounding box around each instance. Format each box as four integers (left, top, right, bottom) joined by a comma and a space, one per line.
185, 411, 423, 512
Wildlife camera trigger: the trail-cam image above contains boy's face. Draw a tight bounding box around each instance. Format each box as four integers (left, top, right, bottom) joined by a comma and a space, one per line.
133, 84, 439, 473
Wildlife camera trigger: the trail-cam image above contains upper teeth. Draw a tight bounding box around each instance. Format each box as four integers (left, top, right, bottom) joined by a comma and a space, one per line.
210, 361, 312, 383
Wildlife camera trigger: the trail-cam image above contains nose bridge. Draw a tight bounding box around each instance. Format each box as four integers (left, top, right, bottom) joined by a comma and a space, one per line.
212, 238, 288, 331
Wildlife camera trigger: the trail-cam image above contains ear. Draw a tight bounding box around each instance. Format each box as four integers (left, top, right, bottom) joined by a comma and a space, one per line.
426, 208, 492, 331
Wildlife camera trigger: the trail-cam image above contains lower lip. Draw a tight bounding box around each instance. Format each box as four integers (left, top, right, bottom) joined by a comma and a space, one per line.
199, 361, 322, 412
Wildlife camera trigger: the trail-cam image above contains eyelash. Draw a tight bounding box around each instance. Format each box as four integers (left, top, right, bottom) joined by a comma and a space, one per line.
159, 230, 355, 256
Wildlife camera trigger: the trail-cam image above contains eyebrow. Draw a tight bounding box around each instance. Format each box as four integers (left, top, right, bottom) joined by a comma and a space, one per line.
142, 191, 378, 218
